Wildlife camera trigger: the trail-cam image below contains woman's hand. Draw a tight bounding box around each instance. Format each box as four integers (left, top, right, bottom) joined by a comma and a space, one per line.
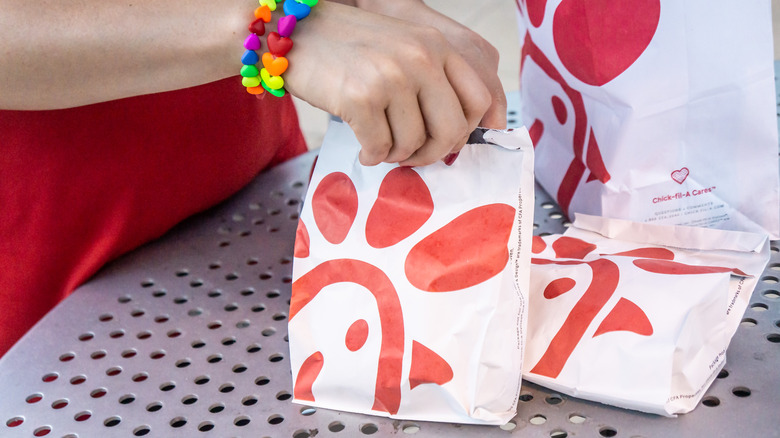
285, 2, 493, 167
358, 0, 508, 131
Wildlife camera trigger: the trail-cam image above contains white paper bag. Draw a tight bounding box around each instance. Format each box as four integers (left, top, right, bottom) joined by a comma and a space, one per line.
524, 214, 770, 416
516, 0, 780, 238
289, 121, 535, 424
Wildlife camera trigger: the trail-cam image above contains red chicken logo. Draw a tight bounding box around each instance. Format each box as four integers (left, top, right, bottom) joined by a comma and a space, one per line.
517, 0, 661, 214
291, 168, 516, 414
529, 235, 746, 378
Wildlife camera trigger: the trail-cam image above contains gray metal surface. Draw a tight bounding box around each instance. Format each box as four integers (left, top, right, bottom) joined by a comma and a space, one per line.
1, 91, 779, 438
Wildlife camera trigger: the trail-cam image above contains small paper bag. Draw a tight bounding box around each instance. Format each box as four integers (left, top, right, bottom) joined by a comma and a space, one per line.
289, 121, 535, 424
524, 214, 770, 416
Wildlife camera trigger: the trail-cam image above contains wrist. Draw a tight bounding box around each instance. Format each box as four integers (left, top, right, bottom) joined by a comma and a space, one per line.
354, 0, 424, 14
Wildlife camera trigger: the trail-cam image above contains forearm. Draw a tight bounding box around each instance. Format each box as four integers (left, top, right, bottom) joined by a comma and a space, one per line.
0, 0, 255, 110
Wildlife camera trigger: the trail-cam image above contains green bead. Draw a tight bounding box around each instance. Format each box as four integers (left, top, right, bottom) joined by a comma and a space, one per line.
240, 65, 259, 77
262, 80, 285, 97
296, 0, 318, 6
242, 76, 260, 87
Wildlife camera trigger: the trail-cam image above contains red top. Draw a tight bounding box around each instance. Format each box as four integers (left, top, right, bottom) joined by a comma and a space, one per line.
0, 78, 307, 356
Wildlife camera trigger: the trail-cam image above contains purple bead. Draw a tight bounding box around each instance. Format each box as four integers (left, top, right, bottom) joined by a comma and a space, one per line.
244, 33, 261, 51
241, 50, 260, 65
278, 15, 297, 38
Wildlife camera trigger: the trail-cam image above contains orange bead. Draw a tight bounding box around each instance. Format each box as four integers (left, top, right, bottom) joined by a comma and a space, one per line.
254, 5, 272, 22
247, 86, 265, 95
262, 52, 289, 76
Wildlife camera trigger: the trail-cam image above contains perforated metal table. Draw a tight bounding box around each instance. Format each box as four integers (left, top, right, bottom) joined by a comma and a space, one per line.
1, 90, 779, 438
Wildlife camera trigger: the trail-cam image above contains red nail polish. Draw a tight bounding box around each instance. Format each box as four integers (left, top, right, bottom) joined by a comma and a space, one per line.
443, 152, 460, 166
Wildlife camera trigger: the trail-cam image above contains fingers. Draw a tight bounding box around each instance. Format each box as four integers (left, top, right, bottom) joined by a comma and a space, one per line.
383, 89, 426, 164
480, 80, 508, 130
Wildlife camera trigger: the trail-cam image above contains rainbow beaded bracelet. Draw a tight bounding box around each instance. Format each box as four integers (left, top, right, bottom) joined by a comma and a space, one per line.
240, 0, 319, 98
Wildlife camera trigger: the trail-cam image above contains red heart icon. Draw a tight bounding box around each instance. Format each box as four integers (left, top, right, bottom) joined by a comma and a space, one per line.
267, 32, 293, 57
671, 167, 689, 184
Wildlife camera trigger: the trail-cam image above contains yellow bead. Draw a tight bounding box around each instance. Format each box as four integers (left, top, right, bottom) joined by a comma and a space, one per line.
259, 0, 277, 11
242, 76, 261, 88
260, 68, 284, 90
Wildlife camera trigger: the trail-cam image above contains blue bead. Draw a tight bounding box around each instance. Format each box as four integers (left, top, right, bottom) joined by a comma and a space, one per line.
283, 0, 310, 20
241, 50, 260, 65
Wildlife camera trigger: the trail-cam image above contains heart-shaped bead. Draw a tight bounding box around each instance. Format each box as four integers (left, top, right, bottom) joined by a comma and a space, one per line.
296, 0, 319, 6
284, 0, 311, 20
262, 81, 286, 97
267, 32, 293, 57
246, 85, 264, 95
258, 0, 277, 12
254, 5, 272, 22
240, 64, 259, 78
241, 50, 259, 66
262, 52, 289, 76
243, 33, 261, 51
242, 76, 260, 88
277, 14, 297, 38
260, 68, 284, 90
248, 18, 265, 36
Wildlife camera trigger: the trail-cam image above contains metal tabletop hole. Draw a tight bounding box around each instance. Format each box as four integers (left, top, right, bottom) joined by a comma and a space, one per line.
90, 388, 107, 398
732, 386, 752, 397
530, 414, 547, 425
52, 399, 69, 409
568, 413, 587, 424
328, 421, 346, 432
74, 411, 91, 422
25, 393, 43, 404
59, 352, 76, 362
499, 420, 517, 431
132, 372, 149, 382
546, 394, 564, 405
198, 421, 215, 432
236, 415, 253, 426
360, 423, 379, 434
133, 425, 151, 436
702, 396, 721, 407
599, 426, 618, 437
208, 403, 224, 414
551, 430, 569, 438
33, 426, 51, 436
145, 402, 163, 412
169, 417, 187, 428
6, 417, 24, 427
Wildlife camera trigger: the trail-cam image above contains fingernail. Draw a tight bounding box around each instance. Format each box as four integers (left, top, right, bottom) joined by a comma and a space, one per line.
442, 152, 460, 166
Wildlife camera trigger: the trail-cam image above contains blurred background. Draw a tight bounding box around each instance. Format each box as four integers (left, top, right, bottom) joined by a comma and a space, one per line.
293, 0, 780, 150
